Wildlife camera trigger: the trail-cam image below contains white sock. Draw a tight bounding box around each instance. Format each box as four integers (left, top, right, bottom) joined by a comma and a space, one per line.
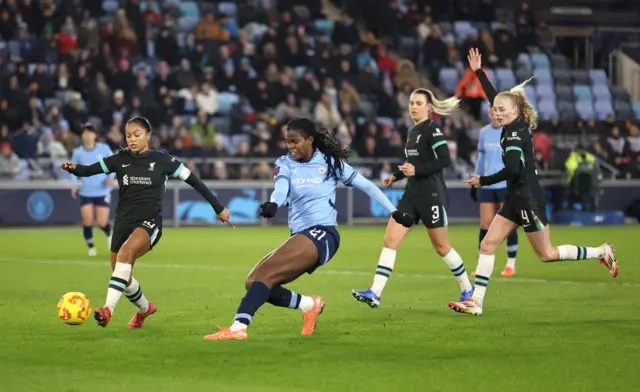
506, 257, 516, 268
298, 295, 314, 312
472, 254, 495, 307
230, 320, 247, 331
557, 245, 603, 261
106, 262, 132, 312
442, 248, 473, 292
370, 247, 396, 297
124, 276, 150, 313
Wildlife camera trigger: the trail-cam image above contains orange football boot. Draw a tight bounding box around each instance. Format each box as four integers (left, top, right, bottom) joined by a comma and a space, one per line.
301, 296, 325, 336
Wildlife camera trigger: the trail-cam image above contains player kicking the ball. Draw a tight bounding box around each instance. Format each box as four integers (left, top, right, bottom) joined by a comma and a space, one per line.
60, 116, 233, 328
448, 49, 618, 316
202, 117, 413, 340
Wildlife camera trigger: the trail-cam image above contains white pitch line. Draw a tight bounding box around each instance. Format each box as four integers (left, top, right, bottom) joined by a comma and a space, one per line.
0, 257, 636, 288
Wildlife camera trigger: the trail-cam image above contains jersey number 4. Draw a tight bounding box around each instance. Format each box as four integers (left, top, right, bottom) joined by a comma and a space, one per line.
309, 228, 327, 241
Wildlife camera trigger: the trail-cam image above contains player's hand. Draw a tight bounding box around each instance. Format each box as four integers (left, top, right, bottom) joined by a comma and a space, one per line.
70, 188, 78, 199
259, 202, 278, 218
217, 208, 234, 227
398, 163, 416, 177
468, 48, 482, 71
59, 161, 76, 173
382, 176, 396, 187
104, 177, 115, 187
392, 210, 414, 228
469, 186, 478, 202
464, 173, 481, 188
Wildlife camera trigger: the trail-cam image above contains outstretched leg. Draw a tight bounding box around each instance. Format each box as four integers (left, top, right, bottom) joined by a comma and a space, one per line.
204, 235, 322, 341
245, 252, 315, 314
95, 228, 151, 328
527, 225, 618, 277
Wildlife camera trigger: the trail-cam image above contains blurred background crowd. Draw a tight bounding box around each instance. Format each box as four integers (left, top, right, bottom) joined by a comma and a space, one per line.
0, 0, 639, 181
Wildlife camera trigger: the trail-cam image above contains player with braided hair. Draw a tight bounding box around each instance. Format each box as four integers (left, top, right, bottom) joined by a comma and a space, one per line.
203, 117, 414, 340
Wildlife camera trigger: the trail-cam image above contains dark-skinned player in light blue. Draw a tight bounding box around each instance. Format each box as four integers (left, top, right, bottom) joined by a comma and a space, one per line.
203, 117, 413, 340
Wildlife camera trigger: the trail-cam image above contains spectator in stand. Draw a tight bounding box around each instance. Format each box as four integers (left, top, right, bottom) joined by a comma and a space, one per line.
197, 13, 227, 41
494, 28, 517, 67
536, 21, 556, 52
532, 129, 551, 164
314, 92, 343, 130
190, 111, 216, 147
0, 142, 22, 179
456, 68, 487, 120
625, 122, 640, 159
332, 12, 360, 47
196, 82, 219, 116
604, 126, 633, 175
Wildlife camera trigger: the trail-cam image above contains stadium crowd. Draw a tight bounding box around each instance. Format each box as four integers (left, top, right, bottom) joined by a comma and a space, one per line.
0, 0, 639, 181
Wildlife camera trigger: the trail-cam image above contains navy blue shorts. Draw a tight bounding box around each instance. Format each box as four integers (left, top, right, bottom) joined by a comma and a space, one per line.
295, 225, 340, 274
478, 188, 507, 204
79, 195, 111, 207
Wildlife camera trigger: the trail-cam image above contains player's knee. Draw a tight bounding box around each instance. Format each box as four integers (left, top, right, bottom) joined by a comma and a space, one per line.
432, 241, 451, 257
244, 275, 254, 290
537, 249, 556, 263
479, 238, 499, 254
383, 228, 402, 249
116, 244, 136, 263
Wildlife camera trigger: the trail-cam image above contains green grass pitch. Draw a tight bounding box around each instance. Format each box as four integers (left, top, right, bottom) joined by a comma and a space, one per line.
0, 225, 638, 391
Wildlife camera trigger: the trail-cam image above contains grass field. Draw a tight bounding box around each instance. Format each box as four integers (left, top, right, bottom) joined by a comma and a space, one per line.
0, 225, 638, 392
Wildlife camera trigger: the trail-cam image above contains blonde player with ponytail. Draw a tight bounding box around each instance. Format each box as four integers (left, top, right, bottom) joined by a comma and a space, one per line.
449, 49, 619, 316
353, 88, 476, 309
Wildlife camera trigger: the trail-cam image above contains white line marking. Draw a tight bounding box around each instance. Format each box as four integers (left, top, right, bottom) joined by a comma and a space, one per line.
0, 257, 635, 288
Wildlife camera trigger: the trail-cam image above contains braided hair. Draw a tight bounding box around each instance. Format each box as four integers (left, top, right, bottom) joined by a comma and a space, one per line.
286, 117, 350, 181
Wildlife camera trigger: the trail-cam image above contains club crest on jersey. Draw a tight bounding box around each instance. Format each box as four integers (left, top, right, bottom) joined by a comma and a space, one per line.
318, 166, 327, 174
149, 162, 156, 171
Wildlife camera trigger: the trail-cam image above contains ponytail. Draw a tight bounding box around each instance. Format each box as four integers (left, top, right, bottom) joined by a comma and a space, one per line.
498, 77, 538, 129
414, 89, 461, 116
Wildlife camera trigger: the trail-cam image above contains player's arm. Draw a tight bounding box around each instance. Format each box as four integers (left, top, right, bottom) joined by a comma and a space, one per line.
341, 162, 396, 214
474, 68, 497, 105
479, 132, 523, 186
392, 168, 406, 182
474, 133, 485, 176
66, 153, 120, 177
412, 131, 451, 177
104, 146, 117, 182
270, 159, 290, 207
70, 149, 80, 187
165, 156, 225, 214
259, 158, 291, 218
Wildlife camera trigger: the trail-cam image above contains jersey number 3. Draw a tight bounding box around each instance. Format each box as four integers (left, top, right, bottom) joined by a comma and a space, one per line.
142, 220, 156, 229
309, 228, 326, 241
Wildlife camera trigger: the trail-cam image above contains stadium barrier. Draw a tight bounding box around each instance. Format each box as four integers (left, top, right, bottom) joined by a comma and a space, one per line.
1, 180, 639, 227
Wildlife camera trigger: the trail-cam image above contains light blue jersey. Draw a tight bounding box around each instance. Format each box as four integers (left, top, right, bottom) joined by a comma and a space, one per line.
475, 123, 506, 189
71, 143, 115, 197
270, 150, 397, 234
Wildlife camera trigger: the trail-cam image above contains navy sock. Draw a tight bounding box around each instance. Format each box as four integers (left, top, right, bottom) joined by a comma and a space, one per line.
507, 230, 518, 259
234, 281, 271, 326
83, 226, 94, 248
479, 229, 488, 249
101, 223, 111, 236
267, 285, 301, 309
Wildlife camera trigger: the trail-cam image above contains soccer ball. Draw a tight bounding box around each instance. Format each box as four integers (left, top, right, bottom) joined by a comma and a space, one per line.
57, 292, 92, 325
